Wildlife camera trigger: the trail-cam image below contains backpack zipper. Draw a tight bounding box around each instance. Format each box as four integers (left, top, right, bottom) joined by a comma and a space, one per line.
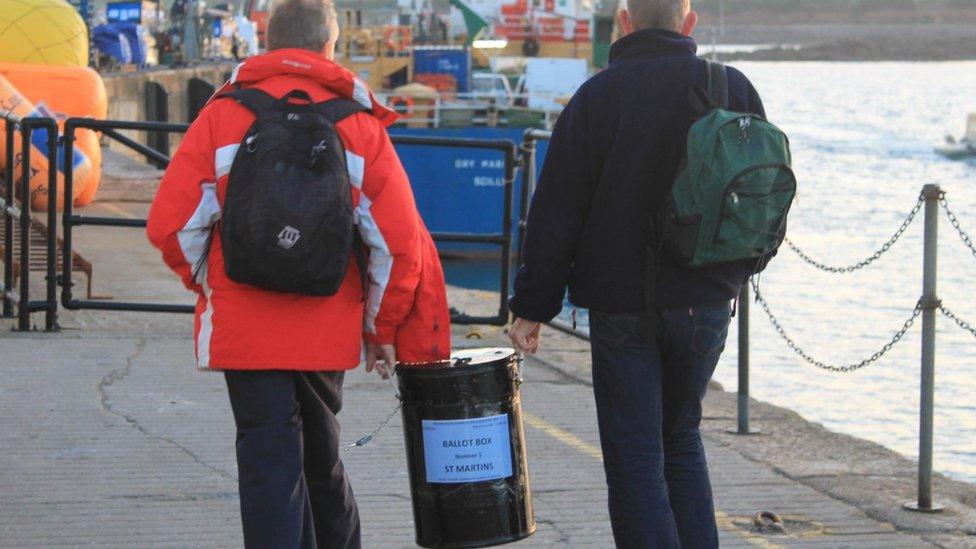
710, 162, 795, 246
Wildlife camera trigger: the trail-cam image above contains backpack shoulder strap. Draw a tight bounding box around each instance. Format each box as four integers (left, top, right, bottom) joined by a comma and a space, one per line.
220, 87, 279, 115
317, 98, 368, 124
705, 60, 729, 110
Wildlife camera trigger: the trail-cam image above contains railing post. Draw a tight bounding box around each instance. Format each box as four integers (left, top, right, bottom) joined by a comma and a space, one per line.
500, 142, 516, 322
44, 121, 58, 331
62, 121, 76, 310
2, 120, 15, 318
906, 184, 944, 512
516, 133, 536, 273
729, 282, 760, 435
17, 124, 32, 331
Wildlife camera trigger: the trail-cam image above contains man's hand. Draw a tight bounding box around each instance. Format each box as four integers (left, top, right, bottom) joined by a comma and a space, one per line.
509, 318, 542, 354
365, 342, 396, 379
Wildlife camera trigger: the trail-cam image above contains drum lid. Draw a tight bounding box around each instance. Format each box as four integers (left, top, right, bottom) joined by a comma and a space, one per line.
450, 347, 514, 367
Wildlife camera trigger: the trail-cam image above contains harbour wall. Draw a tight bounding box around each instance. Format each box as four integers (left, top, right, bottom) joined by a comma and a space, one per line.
101, 64, 236, 158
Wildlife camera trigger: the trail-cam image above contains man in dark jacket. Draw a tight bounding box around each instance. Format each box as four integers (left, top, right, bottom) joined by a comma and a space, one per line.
508, 1, 766, 547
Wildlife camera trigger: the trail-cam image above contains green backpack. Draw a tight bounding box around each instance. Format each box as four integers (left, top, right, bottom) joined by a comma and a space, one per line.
657, 61, 796, 269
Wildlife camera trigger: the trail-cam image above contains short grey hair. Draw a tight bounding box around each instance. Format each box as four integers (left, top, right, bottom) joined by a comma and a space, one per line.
626, 0, 690, 32
266, 0, 337, 52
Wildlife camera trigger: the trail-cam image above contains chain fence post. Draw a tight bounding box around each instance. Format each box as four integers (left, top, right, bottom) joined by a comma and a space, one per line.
905, 184, 944, 513
729, 282, 759, 434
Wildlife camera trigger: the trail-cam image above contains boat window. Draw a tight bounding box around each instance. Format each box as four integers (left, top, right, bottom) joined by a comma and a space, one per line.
473, 78, 495, 93
473, 77, 507, 94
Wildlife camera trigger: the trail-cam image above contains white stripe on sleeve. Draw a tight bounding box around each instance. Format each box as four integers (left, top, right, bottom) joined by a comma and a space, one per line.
352, 78, 372, 110
354, 195, 393, 334
176, 183, 221, 282
345, 151, 364, 189
176, 185, 220, 368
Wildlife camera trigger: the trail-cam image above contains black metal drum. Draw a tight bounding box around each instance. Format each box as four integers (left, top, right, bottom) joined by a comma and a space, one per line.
397, 347, 535, 548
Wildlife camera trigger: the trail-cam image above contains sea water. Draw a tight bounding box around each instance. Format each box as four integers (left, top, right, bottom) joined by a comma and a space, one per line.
443, 61, 976, 483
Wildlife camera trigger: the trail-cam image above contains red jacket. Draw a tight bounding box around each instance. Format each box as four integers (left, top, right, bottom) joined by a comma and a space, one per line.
147, 49, 450, 370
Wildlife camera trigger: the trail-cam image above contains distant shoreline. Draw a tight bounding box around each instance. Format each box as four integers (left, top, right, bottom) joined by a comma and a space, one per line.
699, 23, 976, 62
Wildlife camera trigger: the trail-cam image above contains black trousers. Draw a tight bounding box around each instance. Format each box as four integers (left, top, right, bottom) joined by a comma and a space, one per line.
224, 370, 361, 549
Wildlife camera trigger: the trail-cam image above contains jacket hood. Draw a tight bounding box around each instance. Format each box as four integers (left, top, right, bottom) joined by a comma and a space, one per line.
211, 49, 399, 126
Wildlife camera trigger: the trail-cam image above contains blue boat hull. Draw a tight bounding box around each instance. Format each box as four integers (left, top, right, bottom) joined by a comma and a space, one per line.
389, 126, 548, 256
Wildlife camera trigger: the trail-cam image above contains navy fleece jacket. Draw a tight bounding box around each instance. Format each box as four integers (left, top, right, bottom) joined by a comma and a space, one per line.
510, 29, 766, 322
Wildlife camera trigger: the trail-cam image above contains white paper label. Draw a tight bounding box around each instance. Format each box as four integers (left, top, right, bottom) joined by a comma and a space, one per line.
421, 414, 513, 484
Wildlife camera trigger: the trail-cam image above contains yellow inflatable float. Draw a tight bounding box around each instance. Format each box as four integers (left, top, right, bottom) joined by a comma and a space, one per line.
0, 63, 108, 207
0, 0, 90, 67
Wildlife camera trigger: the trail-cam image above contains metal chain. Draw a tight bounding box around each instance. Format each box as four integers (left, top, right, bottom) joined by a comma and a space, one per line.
750, 280, 922, 372
343, 371, 402, 451
939, 304, 976, 340
785, 192, 924, 273
939, 193, 976, 261
343, 402, 401, 451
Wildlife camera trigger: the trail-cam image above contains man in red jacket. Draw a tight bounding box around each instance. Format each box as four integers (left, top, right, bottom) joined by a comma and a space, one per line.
146, 0, 450, 546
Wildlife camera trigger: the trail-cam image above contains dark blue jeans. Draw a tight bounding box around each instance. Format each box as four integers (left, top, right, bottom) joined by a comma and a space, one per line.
589, 303, 731, 549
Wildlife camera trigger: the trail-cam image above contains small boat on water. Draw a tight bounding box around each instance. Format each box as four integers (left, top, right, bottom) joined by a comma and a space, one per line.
935, 113, 976, 160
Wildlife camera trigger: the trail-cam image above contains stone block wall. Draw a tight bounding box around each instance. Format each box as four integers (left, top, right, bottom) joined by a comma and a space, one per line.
101, 63, 237, 159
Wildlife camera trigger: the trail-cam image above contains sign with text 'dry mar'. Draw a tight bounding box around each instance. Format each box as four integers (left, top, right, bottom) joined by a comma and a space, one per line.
422, 414, 513, 483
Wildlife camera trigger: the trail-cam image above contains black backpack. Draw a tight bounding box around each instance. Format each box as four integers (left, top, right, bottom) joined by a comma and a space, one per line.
213, 88, 367, 296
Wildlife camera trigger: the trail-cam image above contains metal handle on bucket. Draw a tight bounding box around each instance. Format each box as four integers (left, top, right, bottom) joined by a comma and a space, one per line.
513, 353, 525, 387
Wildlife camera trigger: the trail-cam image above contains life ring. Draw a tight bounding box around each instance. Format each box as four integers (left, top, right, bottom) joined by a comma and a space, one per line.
389, 95, 414, 116
382, 27, 398, 52
382, 26, 411, 53
522, 37, 540, 57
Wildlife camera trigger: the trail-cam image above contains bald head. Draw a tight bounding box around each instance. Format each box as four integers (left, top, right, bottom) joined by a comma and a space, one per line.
624, 0, 691, 32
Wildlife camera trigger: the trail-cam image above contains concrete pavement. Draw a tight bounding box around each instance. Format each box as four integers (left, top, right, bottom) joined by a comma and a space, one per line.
1, 199, 973, 547
0, 328, 943, 548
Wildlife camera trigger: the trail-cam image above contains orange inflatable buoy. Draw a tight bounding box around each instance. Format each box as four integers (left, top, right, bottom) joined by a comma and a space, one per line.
0, 63, 107, 207
0, 63, 107, 119
0, 74, 93, 211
